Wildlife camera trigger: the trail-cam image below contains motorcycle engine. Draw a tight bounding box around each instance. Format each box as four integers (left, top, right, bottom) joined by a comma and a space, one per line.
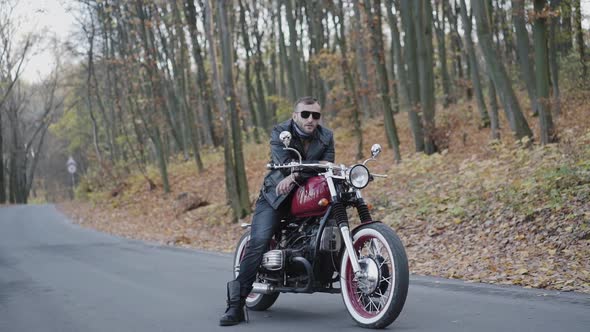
262, 250, 284, 271
260, 220, 342, 272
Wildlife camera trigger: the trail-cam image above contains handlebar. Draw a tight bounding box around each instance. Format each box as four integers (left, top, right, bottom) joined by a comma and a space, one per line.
266, 162, 341, 171
266, 162, 388, 178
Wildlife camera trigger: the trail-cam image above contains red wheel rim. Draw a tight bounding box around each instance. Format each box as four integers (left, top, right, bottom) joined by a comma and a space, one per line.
344, 234, 393, 319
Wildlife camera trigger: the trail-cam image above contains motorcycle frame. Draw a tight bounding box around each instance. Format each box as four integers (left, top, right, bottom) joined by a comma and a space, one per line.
256, 168, 374, 295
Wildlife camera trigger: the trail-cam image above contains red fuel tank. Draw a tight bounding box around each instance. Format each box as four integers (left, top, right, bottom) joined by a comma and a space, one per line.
290, 176, 331, 218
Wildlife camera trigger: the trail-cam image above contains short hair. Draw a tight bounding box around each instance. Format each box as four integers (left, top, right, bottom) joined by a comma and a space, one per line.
293, 96, 319, 111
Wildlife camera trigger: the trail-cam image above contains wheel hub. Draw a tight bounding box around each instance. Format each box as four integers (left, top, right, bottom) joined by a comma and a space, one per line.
357, 257, 380, 294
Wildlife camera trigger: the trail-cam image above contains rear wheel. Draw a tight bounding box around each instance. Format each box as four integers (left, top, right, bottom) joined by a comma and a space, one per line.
233, 231, 279, 311
340, 223, 409, 329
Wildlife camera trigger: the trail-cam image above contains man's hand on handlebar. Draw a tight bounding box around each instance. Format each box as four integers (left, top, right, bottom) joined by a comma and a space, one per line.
276, 173, 298, 196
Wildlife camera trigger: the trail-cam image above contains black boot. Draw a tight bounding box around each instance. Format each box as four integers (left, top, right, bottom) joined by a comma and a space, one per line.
219, 280, 247, 326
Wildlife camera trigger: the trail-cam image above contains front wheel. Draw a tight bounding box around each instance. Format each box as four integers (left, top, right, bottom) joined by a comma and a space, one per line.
233, 231, 279, 311
340, 223, 409, 329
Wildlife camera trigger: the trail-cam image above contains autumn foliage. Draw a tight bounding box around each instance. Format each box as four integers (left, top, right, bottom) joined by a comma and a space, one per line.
61, 87, 590, 294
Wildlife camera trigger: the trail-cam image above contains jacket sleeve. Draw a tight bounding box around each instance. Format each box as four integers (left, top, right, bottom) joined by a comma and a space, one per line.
321, 134, 335, 163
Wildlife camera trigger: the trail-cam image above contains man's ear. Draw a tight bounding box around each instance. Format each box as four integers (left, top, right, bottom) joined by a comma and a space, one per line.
292, 113, 297, 121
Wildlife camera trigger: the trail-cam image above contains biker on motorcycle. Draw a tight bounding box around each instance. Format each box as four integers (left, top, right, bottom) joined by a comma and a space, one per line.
219, 96, 335, 326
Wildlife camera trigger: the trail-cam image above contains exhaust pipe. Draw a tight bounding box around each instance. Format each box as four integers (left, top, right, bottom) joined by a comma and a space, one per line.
251, 282, 275, 294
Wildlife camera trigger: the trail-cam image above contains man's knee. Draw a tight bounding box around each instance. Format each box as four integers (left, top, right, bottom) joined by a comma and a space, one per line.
246, 235, 271, 253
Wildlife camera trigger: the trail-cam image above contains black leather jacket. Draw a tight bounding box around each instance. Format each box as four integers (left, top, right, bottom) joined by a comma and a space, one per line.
261, 119, 335, 209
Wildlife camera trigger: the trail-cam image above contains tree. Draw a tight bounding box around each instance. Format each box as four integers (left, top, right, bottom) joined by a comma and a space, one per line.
385, 0, 409, 113
548, 0, 561, 116
366, 0, 401, 161
460, 0, 490, 128
352, 0, 372, 117
415, 0, 437, 154
202, 0, 249, 221
400, 0, 425, 153
333, 0, 363, 160
472, 0, 533, 140
433, 0, 453, 108
572, 0, 587, 78
184, 0, 219, 147
217, 0, 250, 218
284, 0, 304, 98
512, 0, 539, 116
0, 0, 34, 203
533, 0, 556, 144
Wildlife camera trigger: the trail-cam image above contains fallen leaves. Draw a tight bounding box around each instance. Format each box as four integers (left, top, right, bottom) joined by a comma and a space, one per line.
58, 89, 590, 294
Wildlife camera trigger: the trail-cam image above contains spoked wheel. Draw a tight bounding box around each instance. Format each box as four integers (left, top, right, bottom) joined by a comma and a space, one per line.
233, 231, 279, 311
340, 223, 409, 329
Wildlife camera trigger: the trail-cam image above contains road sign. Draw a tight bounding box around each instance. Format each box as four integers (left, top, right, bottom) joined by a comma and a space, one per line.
66, 156, 77, 174
67, 164, 77, 174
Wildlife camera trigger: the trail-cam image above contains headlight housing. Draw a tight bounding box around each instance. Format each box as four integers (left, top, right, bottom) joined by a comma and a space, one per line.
348, 164, 370, 189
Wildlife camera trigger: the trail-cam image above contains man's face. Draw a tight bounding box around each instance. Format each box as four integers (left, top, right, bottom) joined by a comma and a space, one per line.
292, 102, 321, 135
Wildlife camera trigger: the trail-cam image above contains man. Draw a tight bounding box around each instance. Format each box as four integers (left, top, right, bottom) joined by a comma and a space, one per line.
219, 96, 335, 326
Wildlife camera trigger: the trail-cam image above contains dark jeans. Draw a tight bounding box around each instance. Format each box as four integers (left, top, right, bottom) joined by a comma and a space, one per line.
235, 193, 286, 297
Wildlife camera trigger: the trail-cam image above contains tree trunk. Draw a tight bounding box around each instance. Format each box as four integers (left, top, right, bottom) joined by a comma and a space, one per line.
558, 0, 573, 54
173, 0, 204, 171
335, 0, 364, 160
415, 0, 437, 154
385, 0, 409, 112
473, 0, 533, 140
488, 76, 501, 140
533, 0, 557, 144
136, 0, 170, 193
512, 0, 539, 116
352, 0, 372, 117
400, 0, 425, 153
277, 1, 292, 100
84, 20, 103, 164
218, 0, 251, 218
184, 0, 219, 147
447, 0, 465, 99
284, 0, 303, 98
573, 0, 587, 78
549, 0, 562, 117
238, 0, 262, 143
202, 0, 241, 222
434, 0, 452, 108
367, 0, 401, 162
499, 0, 515, 63
0, 109, 5, 203
460, 0, 490, 128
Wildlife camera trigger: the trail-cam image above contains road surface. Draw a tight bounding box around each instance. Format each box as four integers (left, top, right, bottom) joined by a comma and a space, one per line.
1, 205, 588, 331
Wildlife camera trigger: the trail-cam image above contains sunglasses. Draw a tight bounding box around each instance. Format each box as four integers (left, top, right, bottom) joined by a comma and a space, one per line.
298, 111, 321, 120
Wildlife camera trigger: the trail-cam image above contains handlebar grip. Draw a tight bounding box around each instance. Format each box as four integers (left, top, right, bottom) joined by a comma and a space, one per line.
266, 163, 290, 170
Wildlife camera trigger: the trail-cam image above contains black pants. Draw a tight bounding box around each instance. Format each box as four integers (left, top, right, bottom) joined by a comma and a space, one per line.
235, 194, 286, 296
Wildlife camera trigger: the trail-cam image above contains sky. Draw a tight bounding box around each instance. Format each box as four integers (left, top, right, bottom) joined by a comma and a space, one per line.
12, 0, 76, 83
11, 0, 590, 83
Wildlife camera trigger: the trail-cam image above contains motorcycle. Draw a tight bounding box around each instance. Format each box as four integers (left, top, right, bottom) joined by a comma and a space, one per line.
233, 131, 409, 329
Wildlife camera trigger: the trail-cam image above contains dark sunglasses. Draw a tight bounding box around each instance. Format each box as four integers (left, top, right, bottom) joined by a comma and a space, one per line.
298, 111, 321, 120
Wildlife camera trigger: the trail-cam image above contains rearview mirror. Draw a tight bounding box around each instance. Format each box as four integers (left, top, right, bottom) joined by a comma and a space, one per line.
371, 144, 382, 158
279, 131, 292, 148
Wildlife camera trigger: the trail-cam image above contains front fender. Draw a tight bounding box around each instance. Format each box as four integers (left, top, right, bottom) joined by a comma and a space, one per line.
351, 221, 382, 235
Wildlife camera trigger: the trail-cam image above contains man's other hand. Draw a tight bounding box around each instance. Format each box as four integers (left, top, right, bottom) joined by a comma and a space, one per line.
276, 174, 296, 196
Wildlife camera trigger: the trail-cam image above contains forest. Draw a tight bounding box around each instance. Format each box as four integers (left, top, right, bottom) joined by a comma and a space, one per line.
1, 0, 589, 291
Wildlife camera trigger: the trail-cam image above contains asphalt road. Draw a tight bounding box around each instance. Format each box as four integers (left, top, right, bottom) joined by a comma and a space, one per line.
1, 204, 589, 332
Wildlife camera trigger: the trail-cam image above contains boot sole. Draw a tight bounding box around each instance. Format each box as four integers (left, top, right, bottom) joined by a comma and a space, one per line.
219, 320, 243, 326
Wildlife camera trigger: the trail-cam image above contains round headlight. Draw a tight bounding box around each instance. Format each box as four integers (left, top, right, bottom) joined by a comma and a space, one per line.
348, 164, 370, 189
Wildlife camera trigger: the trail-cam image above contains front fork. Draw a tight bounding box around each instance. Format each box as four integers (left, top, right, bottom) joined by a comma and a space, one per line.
340, 224, 362, 274
328, 176, 371, 277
